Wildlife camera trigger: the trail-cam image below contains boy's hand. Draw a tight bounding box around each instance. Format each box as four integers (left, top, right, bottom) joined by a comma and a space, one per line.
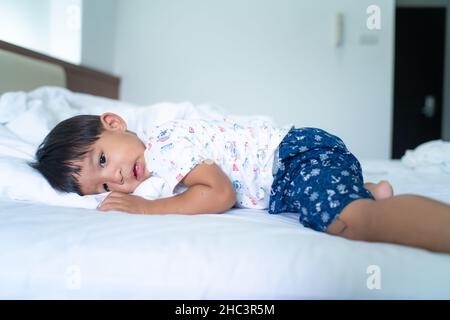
97, 192, 150, 214
96, 162, 236, 215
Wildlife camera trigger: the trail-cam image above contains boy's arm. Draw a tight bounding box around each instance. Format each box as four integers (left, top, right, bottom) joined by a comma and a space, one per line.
98, 161, 236, 214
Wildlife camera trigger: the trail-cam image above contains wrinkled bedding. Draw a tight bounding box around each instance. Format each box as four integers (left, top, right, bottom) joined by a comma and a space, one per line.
1, 87, 449, 299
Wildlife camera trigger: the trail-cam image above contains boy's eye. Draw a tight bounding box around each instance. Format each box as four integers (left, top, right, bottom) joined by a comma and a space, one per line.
99, 152, 106, 167
103, 183, 110, 192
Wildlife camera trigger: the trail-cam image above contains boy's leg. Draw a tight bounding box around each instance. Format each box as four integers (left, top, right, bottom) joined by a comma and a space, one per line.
326, 195, 450, 253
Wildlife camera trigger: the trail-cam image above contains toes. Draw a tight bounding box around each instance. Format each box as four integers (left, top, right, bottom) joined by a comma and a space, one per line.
377, 181, 394, 198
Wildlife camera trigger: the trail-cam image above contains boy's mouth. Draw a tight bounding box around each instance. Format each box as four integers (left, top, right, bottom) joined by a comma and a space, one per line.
133, 161, 142, 180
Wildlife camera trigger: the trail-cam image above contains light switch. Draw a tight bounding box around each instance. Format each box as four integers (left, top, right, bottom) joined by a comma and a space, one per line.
334, 12, 344, 47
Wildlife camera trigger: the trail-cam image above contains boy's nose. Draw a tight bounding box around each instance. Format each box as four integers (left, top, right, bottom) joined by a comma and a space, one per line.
107, 168, 124, 185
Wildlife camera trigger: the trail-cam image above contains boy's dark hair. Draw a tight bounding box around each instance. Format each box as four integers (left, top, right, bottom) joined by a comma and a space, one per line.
30, 115, 105, 195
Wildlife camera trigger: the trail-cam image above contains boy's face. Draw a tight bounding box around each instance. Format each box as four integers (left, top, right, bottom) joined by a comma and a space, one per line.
75, 113, 152, 195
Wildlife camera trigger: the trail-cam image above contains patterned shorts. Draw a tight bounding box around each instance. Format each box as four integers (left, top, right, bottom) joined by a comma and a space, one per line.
268, 127, 374, 232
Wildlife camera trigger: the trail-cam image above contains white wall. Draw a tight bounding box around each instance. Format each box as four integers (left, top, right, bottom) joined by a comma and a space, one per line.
50, 0, 82, 64
0, 0, 82, 64
0, 0, 116, 69
81, 0, 117, 72
0, 0, 51, 54
113, 0, 395, 160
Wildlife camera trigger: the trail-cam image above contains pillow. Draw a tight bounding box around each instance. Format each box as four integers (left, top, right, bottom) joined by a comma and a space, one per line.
0, 154, 174, 209
0, 124, 101, 208
0, 125, 35, 159
0, 155, 102, 208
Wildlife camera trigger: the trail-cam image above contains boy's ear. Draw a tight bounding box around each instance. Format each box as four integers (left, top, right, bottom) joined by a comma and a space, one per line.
100, 113, 127, 131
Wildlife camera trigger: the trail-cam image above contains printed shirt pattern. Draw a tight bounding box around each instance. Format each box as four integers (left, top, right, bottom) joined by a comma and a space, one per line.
138, 118, 291, 209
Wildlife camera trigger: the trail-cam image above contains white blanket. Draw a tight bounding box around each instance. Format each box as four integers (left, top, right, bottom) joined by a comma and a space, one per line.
0, 86, 218, 146
401, 140, 450, 174
0, 86, 283, 208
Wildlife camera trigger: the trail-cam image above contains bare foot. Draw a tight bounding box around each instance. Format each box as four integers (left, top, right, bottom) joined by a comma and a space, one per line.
364, 180, 394, 200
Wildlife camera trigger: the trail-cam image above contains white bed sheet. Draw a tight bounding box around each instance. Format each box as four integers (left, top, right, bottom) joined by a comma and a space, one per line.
1, 159, 450, 299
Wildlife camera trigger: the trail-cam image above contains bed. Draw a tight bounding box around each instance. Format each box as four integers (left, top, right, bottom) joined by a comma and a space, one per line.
1, 42, 450, 300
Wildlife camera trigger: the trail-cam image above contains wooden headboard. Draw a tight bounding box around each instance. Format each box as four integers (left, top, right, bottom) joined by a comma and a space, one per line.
0, 40, 120, 99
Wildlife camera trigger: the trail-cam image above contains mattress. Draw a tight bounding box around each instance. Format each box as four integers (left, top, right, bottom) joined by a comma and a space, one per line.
1, 159, 449, 299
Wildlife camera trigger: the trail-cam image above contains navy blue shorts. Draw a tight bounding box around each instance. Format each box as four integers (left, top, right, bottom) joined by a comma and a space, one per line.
268, 127, 374, 232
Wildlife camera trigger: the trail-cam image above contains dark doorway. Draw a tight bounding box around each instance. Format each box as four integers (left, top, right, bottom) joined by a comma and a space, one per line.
392, 7, 447, 159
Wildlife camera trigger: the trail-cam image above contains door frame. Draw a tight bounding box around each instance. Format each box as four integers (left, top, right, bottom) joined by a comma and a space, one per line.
396, 0, 450, 142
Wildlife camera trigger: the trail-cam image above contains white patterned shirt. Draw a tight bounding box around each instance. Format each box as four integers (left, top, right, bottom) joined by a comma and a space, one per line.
137, 118, 291, 209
